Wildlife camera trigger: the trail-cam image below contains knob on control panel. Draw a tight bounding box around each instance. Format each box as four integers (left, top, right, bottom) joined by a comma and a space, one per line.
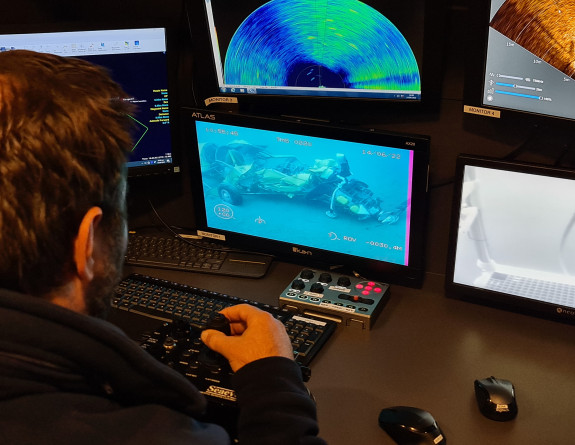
291, 279, 306, 290
300, 269, 315, 280
337, 276, 351, 287
310, 282, 325, 293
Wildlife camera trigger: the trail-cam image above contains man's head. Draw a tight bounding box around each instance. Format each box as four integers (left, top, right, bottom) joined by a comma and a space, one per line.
0, 50, 134, 316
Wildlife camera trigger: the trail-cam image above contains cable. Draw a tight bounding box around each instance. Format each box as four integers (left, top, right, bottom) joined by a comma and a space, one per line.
146, 199, 275, 259
429, 177, 455, 190
183, 0, 200, 107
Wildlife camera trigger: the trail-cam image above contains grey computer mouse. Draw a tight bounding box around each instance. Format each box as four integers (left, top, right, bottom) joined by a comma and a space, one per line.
378, 406, 446, 444
474, 376, 518, 421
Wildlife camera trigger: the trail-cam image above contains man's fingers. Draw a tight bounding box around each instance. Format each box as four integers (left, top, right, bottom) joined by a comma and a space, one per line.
201, 329, 229, 354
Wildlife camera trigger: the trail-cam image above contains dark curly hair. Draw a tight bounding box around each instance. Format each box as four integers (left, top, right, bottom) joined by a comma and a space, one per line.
0, 50, 134, 296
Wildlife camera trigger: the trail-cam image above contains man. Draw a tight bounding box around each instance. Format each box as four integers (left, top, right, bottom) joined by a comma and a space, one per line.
0, 50, 326, 444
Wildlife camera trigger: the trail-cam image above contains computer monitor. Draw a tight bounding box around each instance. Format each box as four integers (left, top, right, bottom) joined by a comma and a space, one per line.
464, 0, 575, 124
186, 0, 445, 118
0, 23, 180, 176
446, 154, 575, 324
184, 107, 430, 287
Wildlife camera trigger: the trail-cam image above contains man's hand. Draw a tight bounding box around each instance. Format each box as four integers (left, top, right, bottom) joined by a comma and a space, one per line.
200, 304, 294, 372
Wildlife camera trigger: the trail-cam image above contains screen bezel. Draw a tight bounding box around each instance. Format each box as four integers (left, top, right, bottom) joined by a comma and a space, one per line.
185, 0, 446, 120
445, 154, 575, 325
0, 20, 182, 177
183, 107, 430, 287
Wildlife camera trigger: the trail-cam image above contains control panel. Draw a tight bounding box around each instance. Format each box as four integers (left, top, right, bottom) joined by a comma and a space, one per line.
139, 317, 239, 437
279, 268, 390, 329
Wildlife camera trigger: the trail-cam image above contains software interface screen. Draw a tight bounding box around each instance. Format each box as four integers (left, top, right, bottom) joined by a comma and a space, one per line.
195, 121, 415, 266
483, 0, 575, 120
0, 28, 173, 169
204, 0, 423, 100
453, 165, 575, 308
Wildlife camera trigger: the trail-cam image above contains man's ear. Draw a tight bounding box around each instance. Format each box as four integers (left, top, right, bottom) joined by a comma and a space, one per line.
74, 207, 103, 282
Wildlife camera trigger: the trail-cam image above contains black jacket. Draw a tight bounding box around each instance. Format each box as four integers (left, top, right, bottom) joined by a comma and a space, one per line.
0, 288, 327, 445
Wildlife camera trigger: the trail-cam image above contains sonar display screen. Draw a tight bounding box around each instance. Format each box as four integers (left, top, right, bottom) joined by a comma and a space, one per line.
482, 0, 575, 121
204, 0, 424, 100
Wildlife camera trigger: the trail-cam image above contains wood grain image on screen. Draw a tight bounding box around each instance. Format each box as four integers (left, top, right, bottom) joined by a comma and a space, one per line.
490, 0, 575, 78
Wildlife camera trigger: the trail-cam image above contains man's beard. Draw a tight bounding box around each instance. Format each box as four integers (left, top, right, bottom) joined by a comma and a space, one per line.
83, 215, 127, 319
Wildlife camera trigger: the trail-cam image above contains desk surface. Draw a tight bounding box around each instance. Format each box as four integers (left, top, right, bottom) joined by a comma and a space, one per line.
124, 261, 575, 445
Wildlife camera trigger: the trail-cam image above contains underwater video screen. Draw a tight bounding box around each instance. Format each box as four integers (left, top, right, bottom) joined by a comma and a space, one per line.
195, 120, 415, 266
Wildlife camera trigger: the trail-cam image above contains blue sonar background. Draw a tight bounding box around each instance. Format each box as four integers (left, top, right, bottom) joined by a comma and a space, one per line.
224, 0, 420, 93
196, 121, 414, 266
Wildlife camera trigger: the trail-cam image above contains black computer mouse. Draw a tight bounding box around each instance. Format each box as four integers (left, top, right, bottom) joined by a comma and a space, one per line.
378, 406, 446, 444
474, 376, 518, 421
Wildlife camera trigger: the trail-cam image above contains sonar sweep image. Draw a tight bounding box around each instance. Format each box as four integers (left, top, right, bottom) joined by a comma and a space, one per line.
220, 0, 421, 93
491, 0, 575, 79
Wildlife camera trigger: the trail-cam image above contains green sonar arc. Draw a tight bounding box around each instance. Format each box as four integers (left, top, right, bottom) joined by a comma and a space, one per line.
127, 114, 149, 152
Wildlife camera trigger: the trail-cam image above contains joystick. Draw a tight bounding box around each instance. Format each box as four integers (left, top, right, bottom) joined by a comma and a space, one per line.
205, 313, 231, 336
199, 313, 232, 369
279, 268, 390, 329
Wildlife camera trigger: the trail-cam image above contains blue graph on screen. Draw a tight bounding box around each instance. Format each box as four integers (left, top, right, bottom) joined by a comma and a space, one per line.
224, 0, 420, 93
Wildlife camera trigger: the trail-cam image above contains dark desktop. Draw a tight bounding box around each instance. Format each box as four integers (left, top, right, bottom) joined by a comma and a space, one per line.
2, 1, 575, 443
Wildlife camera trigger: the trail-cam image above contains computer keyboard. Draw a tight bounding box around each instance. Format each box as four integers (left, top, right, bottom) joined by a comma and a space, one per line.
112, 273, 337, 367
125, 231, 273, 278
